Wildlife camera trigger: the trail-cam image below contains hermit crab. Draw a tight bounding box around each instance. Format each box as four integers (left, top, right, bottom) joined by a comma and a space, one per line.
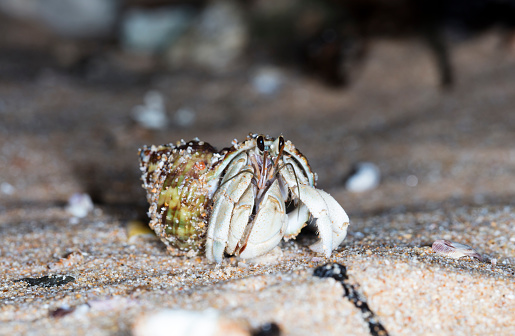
139, 134, 349, 263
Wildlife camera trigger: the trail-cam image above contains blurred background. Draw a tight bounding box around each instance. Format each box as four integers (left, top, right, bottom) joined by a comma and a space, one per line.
1, 0, 515, 220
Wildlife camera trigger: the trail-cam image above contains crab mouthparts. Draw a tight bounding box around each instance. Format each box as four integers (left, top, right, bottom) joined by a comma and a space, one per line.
251, 151, 280, 198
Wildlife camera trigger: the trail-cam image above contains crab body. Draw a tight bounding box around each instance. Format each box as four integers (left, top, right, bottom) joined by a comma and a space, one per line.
139, 134, 349, 263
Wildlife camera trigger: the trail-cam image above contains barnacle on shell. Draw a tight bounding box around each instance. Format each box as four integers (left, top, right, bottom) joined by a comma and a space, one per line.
139, 140, 218, 252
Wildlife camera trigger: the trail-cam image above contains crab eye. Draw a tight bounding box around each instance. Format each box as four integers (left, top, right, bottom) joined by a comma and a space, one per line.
257, 135, 265, 152
278, 136, 285, 150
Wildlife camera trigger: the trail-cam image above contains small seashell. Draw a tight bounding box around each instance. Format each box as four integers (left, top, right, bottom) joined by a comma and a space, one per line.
343, 162, 380, 192
139, 140, 217, 252
132, 91, 168, 130
66, 193, 94, 218
431, 240, 483, 261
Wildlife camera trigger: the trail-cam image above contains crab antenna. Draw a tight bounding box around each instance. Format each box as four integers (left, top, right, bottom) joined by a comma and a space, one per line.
258, 150, 269, 190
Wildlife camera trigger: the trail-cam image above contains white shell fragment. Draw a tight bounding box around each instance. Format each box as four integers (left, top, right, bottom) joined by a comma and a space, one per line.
431, 240, 484, 261
344, 162, 380, 192
133, 309, 249, 336
132, 91, 168, 130
65, 193, 94, 218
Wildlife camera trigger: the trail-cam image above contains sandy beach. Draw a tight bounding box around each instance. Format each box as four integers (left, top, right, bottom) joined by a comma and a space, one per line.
1, 29, 515, 335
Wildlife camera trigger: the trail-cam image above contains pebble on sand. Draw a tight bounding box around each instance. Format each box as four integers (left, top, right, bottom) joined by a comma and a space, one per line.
344, 162, 381, 192
133, 309, 249, 336
65, 193, 94, 218
127, 220, 155, 242
132, 91, 168, 130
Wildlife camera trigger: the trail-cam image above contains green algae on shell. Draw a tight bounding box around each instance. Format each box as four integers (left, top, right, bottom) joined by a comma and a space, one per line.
139, 140, 219, 252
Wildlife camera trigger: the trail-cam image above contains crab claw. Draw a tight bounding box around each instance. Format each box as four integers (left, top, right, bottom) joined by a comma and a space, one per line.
304, 187, 349, 256
281, 169, 349, 257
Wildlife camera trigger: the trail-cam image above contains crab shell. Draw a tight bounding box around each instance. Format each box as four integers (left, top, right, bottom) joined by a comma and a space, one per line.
139, 134, 349, 262
139, 140, 218, 252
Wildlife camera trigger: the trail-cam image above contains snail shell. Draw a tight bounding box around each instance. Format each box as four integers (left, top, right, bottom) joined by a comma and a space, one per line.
139, 140, 218, 252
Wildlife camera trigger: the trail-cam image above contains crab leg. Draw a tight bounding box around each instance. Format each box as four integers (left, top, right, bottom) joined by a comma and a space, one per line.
206, 153, 253, 262
225, 183, 255, 254
237, 180, 288, 259
280, 158, 310, 238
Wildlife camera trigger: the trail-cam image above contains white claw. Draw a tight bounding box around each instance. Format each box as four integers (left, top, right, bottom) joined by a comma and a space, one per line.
297, 185, 334, 256
281, 168, 349, 257
316, 188, 350, 249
